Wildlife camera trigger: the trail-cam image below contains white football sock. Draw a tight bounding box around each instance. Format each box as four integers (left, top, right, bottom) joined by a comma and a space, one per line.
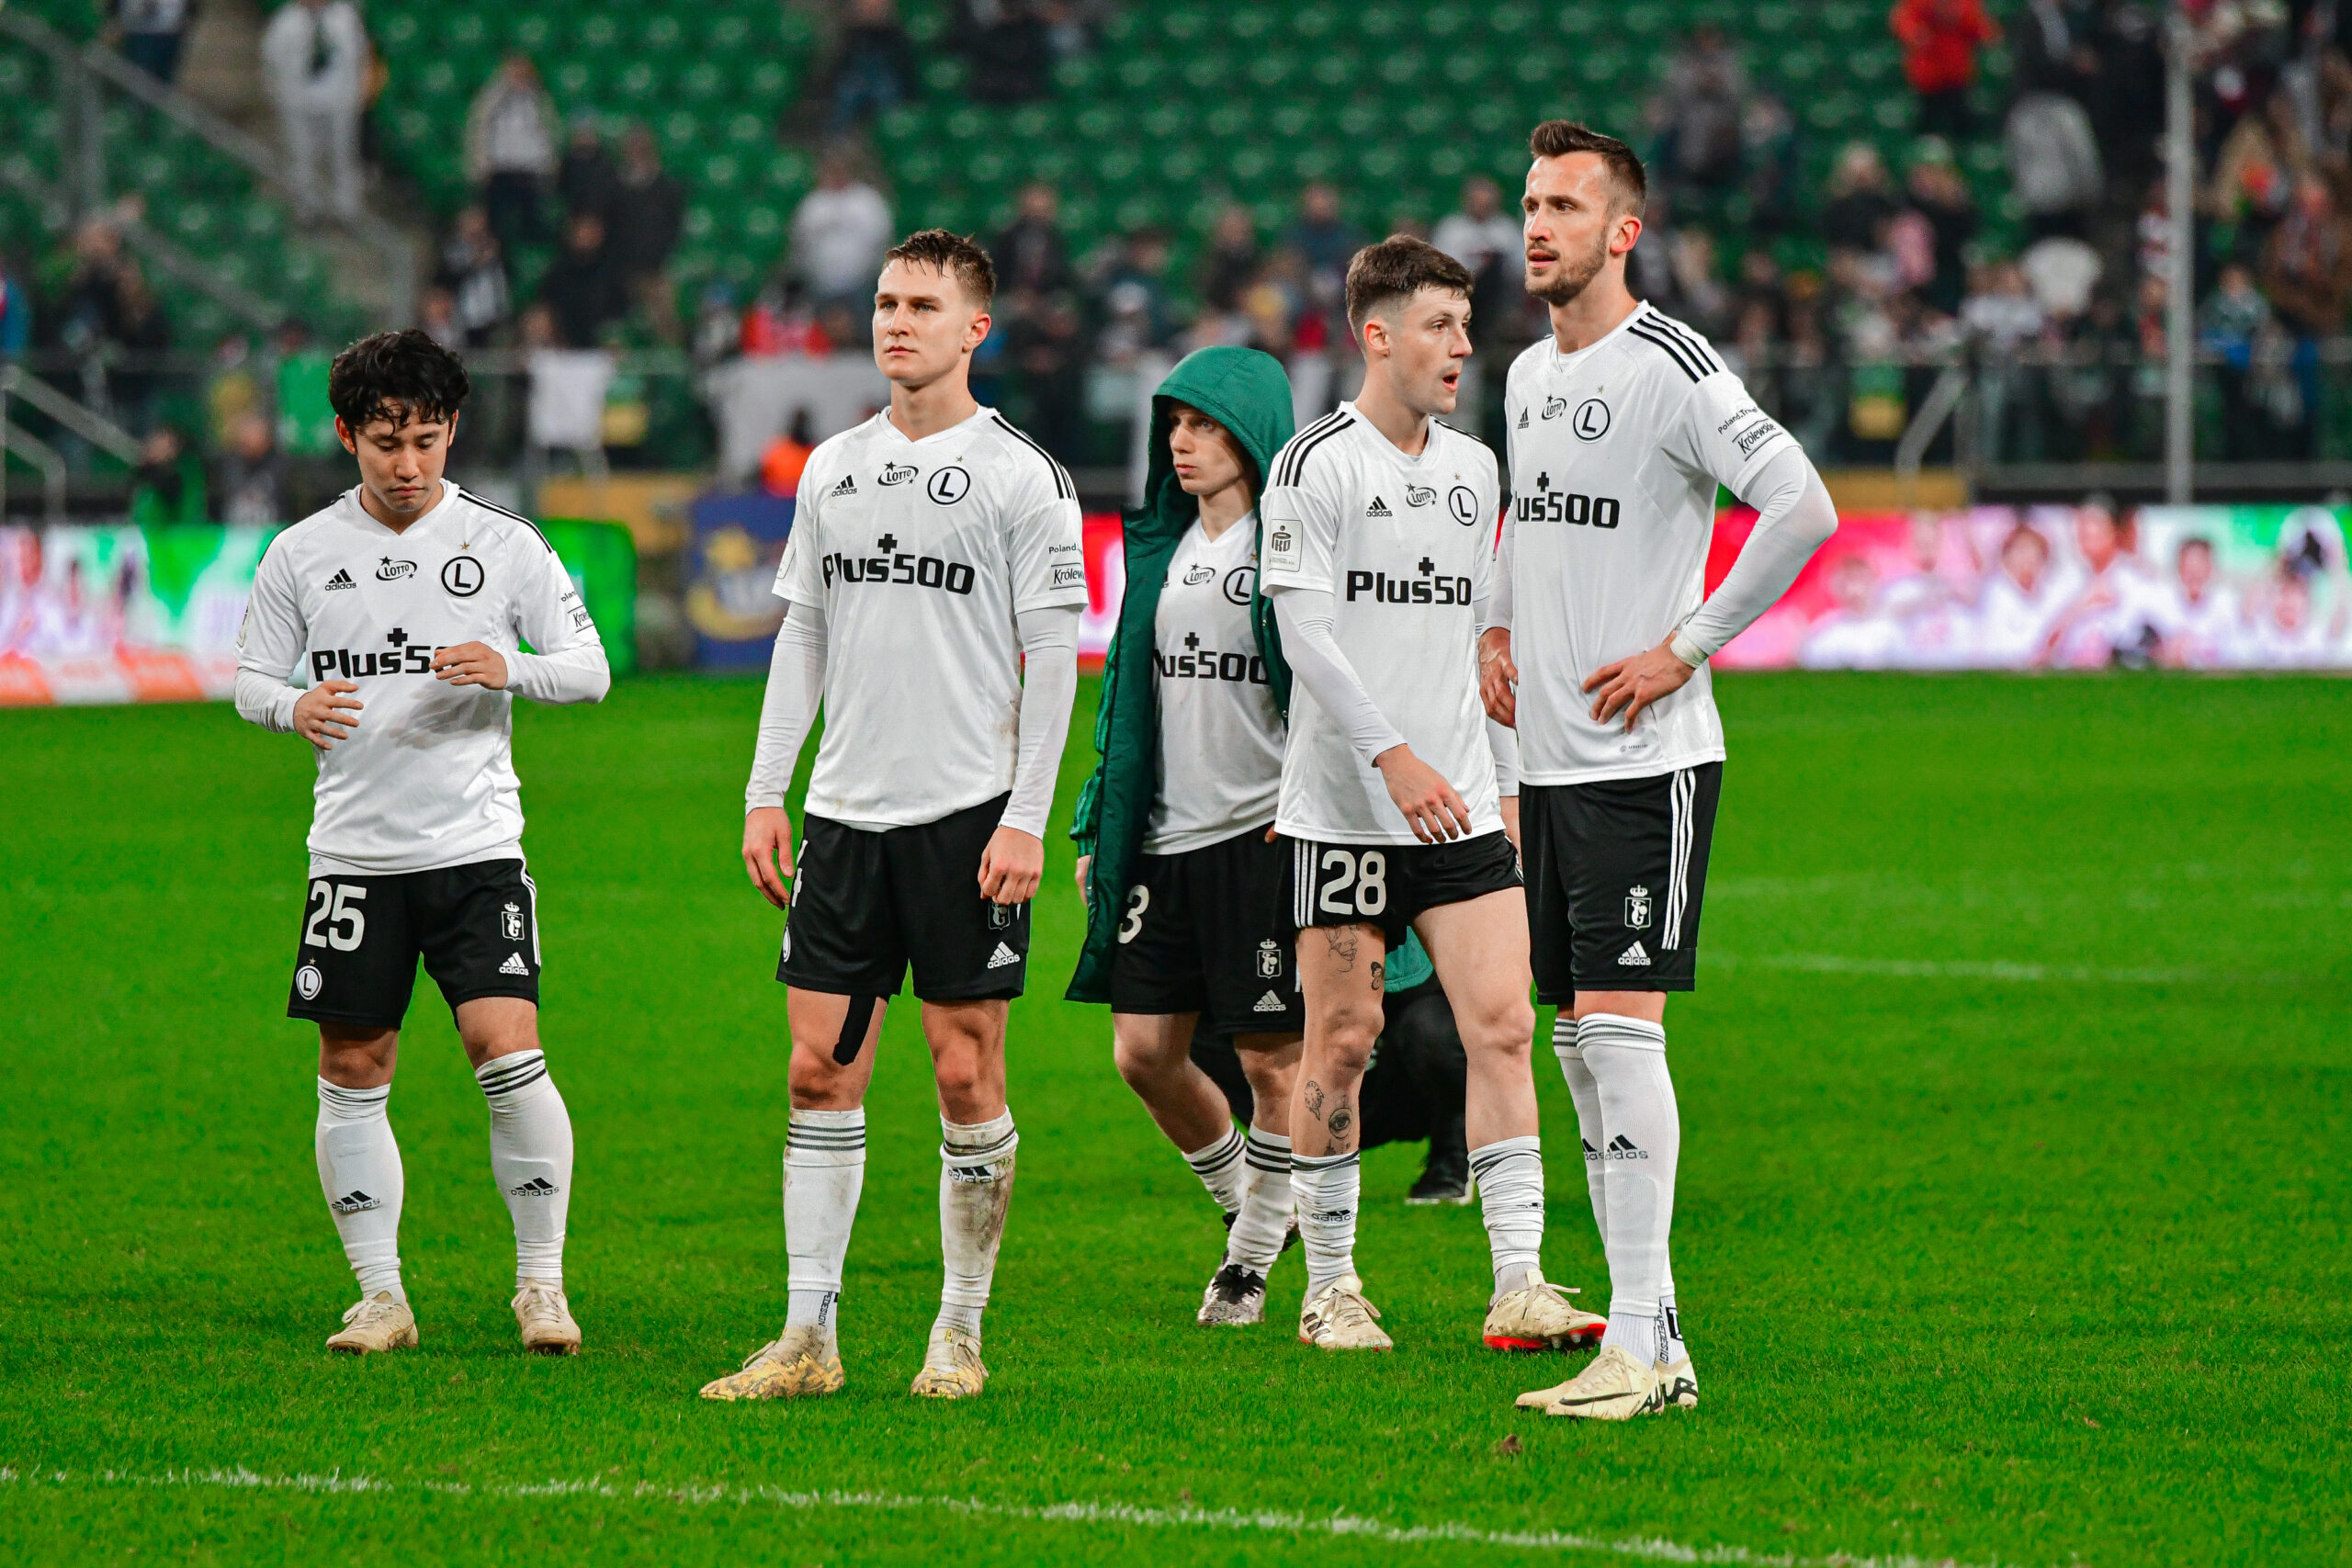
1470, 1135, 1545, 1295
315, 1078, 405, 1303
783, 1107, 865, 1340
936, 1111, 1017, 1339
1184, 1123, 1247, 1216
1225, 1128, 1293, 1274
1552, 1015, 1610, 1238
1580, 1013, 1679, 1369
1660, 1261, 1688, 1363
476, 1050, 573, 1289
1290, 1150, 1360, 1299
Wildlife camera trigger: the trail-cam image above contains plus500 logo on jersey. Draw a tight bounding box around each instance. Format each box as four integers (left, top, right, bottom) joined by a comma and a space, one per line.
1514, 480, 1622, 528
821, 541, 977, 595
1343, 562, 1475, 605
1156, 637, 1271, 684
310, 639, 440, 681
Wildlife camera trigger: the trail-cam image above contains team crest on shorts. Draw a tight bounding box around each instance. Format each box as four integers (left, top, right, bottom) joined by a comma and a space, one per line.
1257, 939, 1283, 978
1624, 886, 1653, 930
502, 901, 525, 941
987, 900, 1013, 930
295, 964, 323, 1000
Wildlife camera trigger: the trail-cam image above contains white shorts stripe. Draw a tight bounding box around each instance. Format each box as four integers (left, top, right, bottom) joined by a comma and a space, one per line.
518, 868, 543, 964
1663, 770, 1691, 950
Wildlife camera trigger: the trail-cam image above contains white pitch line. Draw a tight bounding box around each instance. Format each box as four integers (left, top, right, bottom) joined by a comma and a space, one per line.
0, 1465, 2012, 1568
1711, 952, 2301, 986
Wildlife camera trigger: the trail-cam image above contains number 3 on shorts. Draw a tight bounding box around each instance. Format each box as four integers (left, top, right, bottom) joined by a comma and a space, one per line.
1317, 849, 1387, 918
1117, 884, 1149, 943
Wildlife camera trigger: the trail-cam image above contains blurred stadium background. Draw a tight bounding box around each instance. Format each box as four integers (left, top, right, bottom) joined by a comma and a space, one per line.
4, 0, 2351, 698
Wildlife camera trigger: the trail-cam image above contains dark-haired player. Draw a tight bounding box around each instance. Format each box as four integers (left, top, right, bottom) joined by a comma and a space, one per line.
1261, 236, 1603, 1355
1486, 123, 1837, 1420
234, 329, 610, 1357
700, 230, 1085, 1404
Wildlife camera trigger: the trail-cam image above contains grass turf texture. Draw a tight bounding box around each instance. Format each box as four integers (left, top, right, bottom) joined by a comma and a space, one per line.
1, 672, 2344, 1566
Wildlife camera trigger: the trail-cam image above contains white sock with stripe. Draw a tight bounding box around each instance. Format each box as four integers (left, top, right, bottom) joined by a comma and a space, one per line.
476, 1050, 572, 1289
936, 1111, 1017, 1338
1290, 1150, 1361, 1299
1184, 1123, 1247, 1216
1579, 1013, 1679, 1368
315, 1078, 405, 1304
784, 1107, 866, 1343
1225, 1128, 1293, 1274
1470, 1135, 1545, 1295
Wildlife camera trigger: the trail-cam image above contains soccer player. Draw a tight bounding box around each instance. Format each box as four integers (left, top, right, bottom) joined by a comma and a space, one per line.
233, 329, 611, 1356
1067, 344, 1304, 1328
1485, 122, 1838, 1419
1260, 235, 1603, 1355
701, 230, 1086, 1404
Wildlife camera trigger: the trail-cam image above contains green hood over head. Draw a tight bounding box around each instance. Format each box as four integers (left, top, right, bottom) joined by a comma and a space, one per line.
1130, 345, 1297, 549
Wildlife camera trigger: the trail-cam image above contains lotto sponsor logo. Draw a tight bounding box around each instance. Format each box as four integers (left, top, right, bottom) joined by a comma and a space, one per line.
820, 533, 978, 595
1514, 485, 1622, 528
1155, 632, 1270, 685
1541, 394, 1567, 420
310, 627, 439, 682
1404, 484, 1436, 508
375, 558, 417, 581
878, 462, 919, 486
1343, 557, 1474, 607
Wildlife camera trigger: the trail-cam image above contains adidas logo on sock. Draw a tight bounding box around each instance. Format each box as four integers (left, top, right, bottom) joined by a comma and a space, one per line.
507, 1177, 560, 1197
829, 474, 856, 497
986, 942, 1021, 969
1617, 940, 1651, 965
499, 953, 530, 976
330, 1190, 379, 1213
323, 569, 356, 591
1581, 1137, 1600, 1160
1253, 990, 1286, 1012
1365, 496, 1393, 517
1606, 1134, 1648, 1160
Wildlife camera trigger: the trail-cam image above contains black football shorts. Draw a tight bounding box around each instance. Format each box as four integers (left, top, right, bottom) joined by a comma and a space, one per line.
1283, 827, 1523, 950
778, 793, 1029, 1002
287, 857, 541, 1030
1109, 823, 1304, 1034
1523, 762, 1723, 998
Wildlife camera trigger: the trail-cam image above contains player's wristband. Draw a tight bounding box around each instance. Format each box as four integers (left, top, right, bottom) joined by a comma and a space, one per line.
1668, 629, 1708, 669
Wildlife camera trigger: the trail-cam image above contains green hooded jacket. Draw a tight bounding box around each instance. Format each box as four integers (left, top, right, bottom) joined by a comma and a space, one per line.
1065, 346, 1295, 1003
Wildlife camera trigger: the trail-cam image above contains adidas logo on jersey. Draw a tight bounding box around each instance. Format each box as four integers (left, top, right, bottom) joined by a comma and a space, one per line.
1618, 940, 1651, 965
1365, 496, 1393, 517
829, 474, 856, 497
499, 953, 531, 976
1252, 990, 1286, 1013
1516, 409, 1530, 429
506, 1176, 560, 1198
323, 569, 356, 591
330, 1190, 379, 1213
986, 942, 1021, 969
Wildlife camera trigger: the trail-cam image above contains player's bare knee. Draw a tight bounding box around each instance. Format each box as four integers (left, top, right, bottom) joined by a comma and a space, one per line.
1458, 995, 1537, 1059
318, 1025, 396, 1087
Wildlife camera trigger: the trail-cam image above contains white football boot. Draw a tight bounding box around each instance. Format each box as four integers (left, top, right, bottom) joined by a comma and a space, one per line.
1298, 1276, 1393, 1351
908, 1324, 989, 1398
1482, 1269, 1608, 1352
512, 1280, 582, 1356
1519, 1343, 1666, 1420
325, 1292, 417, 1355
1657, 1352, 1698, 1409
697, 1326, 845, 1401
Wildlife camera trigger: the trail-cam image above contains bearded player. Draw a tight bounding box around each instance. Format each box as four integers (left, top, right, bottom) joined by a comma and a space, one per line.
701, 231, 1085, 1404
1261, 236, 1604, 1356
1487, 123, 1838, 1419
234, 329, 610, 1357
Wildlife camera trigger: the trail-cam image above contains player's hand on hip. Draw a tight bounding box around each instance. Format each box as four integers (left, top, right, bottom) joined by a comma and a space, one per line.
293, 679, 363, 749
1585, 637, 1696, 729
1375, 744, 1473, 843
743, 806, 796, 910
431, 641, 509, 690
978, 826, 1045, 905
1477, 626, 1518, 727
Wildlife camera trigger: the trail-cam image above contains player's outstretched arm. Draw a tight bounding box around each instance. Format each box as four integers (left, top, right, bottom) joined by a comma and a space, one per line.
983, 604, 1082, 905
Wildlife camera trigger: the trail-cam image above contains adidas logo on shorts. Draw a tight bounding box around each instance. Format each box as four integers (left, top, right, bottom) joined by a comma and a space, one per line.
1252, 990, 1285, 1012
986, 942, 1021, 969
499, 953, 531, 976
1617, 941, 1651, 966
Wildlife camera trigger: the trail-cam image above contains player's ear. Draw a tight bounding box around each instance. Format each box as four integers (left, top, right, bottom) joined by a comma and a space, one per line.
1612, 213, 1643, 256
964, 307, 992, 355
334, 416, 357, 457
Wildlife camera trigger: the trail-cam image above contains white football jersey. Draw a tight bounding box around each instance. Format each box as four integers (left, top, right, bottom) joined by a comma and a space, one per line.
1143, 514, 1283, 855
775, 407, 1087, 829
1261, 404, 1504, 846
236, 484, 601, 875
1503, 303, 1799, 784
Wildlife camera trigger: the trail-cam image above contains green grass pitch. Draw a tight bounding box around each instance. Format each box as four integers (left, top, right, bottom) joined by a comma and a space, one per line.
1, 672, 2345, 1565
